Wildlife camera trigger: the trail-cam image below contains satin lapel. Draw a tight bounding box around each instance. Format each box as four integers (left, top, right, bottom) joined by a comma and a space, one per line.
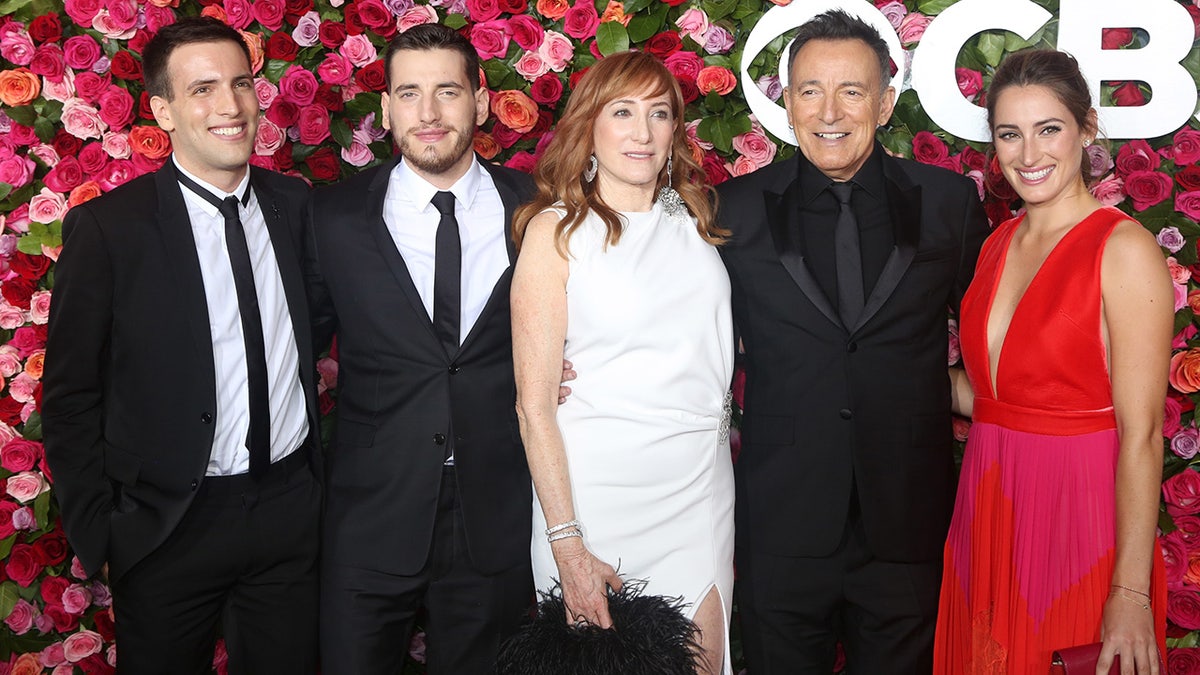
853, 159, 921, 333
250, 170, 316, 413
457, 161, 521, 357
767, 179, 841, 327
154, 167, 216, 375
367, 158, 440, 344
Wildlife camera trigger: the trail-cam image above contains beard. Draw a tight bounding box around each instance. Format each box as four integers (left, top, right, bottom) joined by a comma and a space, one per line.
397, 126, 475, 176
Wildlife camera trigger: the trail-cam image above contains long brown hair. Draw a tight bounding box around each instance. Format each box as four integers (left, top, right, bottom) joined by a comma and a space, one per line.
513, 51, 725, 253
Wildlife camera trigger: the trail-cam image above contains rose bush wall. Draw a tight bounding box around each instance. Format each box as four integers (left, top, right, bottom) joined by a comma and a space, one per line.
0, 0, 1199, 671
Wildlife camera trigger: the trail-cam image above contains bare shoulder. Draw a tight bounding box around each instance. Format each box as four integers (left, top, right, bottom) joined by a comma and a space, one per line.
1103, 218, 1166, 275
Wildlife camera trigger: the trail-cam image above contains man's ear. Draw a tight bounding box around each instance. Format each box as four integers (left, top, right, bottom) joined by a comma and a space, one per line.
474, 87, 489, 127
149, 95, 175, 133
877, 86, 897, 126
380, 92, 391, 131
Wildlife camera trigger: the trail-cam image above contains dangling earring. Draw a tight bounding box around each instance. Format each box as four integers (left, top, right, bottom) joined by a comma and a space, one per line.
583, 154, 597, 183
657, 153, 687, 220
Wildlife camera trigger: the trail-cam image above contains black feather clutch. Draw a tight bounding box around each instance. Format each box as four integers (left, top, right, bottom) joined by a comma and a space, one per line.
495, 578, 700, 675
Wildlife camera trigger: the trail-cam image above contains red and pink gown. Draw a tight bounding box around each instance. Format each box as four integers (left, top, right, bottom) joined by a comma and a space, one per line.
933, 206, 1166, 674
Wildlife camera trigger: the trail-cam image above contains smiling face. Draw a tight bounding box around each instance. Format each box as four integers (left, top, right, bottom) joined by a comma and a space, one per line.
591, 90, 675, 204
784, 38, 895, 182
382, 47, 489, 188
149, 40, 257, 192
991, 84, 1093, 207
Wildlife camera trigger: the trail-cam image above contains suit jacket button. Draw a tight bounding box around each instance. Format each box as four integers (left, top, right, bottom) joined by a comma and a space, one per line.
448, 364, 460, 374
839, 408, 853, 420
190, 479, 199, 490
433, 433, 446, 445
200, 412, 213, 424
846, 341, 858, 353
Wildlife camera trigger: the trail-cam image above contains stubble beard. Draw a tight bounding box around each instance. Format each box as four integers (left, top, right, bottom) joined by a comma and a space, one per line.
399, 127, 475, 176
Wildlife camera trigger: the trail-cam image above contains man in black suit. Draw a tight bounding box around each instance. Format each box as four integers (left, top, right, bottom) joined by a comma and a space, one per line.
42, 17, 319, 674
718, 10, 989, 674
306, 24, 535, 674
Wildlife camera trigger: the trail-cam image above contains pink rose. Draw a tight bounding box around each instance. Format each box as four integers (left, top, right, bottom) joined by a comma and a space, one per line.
63, 0, 103, 27
1115, 139, 1161, 176
1177, 191, 1200, 221
0, 29, 36, 66
1174, 128, 1200, 166
898, 11, 931, 44
0, 153, 36, 189
466, 0, 501, 22
1, 439, 42, 473
104, 0, 139, 31
0, 305, 25, 331
1085, 144, 1114, 179
674, 8, 710, 42
254, 77, 278, 110
539, 30, 573, 72
29, 188, 68, 224
296, 105, 330, 146
278, 65, 318, 106
144, 4, 175, 33
224, 0, 255, 30
877, 0, 907, 29
29, 291, 50, 324
254, 118, 285, 156
91, 9, 135, 39
5, 599, 35, 635
471, 20, 510, 60
955, 68, 982, 100
1124, 170, 1173, 210
1165, 469, 1200, 517
61, 97, 106, 140
340, 141, 374, 168
1169, 588, 1200, 630
562, 1, 599, 40
62, 35, 100, 70
339, 34, 378, 68
514, 51, 549, 81
8, 372, 38, 403
397, 6, 437, 32
727, 155, 758, 177
102, 131, 131, 159
6, 471, 49, 503
41, 71, 77, 103
253, 0, 286, 31
98, 86, 134, 130
1169, 257, 1193, 285
509, 14, 543, 52
61, 585, 92, 615
1174, 428, 1200, 460
29, 143, 60, 168
664, 50, 702, 81
63, 630, 103, 662
732, 128, 776, 169
317, 356, 338, 392
292, 11, 321, 47
316, 53, 353, 87
1090, 174, 1125, 207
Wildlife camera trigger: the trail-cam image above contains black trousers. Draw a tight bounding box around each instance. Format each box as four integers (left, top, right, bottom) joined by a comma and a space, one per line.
736, 509, 942, 675
112, 452, 320, 675
320, 467, 533, 675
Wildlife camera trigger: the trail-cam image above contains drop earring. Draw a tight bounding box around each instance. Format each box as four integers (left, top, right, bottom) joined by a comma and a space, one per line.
657, 154, 687, 220
583, 154, 597, 183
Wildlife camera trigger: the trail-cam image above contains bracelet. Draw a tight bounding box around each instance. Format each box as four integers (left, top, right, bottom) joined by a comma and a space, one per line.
1112, 584, 1150, 599
548, 529, 583, 543
545, 519, 580, 536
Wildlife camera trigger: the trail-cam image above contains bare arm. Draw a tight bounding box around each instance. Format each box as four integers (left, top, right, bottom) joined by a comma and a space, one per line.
949, 366, 974, 418
1097, 220, 1172, 675
511, 212, 620, 628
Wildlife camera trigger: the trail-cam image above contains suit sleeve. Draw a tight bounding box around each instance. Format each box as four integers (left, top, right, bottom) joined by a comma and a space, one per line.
303, 197, 338, 354
952, 184, 990, 314
41, 205, 115, 577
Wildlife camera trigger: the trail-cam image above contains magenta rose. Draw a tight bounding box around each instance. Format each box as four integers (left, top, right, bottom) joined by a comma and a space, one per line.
98, 158, 136, 191
43, 156, 83, 193
278, 65, 318, 106
471, 20, 510, 60
1169, 648, 1200, 675
315, 53, 353, 87
296, 104, 330, 146
5, 543, 41, 587
911, 130, 950, 167
98, 86, 134, 130
77, 141, 107, 176
63, 0, 103, 27
144, 4, 175, 33
529, 73, 563, 106
509, 14, 543, 51
664, 50, 703, 82
30, 43, 66, 82
62, 35, 101, 70
252, 0, 286, 30
1115, 138, 1161, 176
1162, 531, 1188, 587
0, 153, 36, 189
266, 99, 300, 128
1174, 128, 1200, 166
1166, 396, 1185, 438
955, 67, 982, 99
1177, 191, 1200, 221
0, 500, 17, 539
356, 0, 396, 37
562, 1, 599, 40
4, 598, 35, 635
224, 0, 255, 30
1170, 588, 1200, 629
466, 0, 501, 22
1124, 170, 1174, 210
1165, 468, 1200, 517
63, 630, 103, 663
1, 439, 42, 473
503, 150, 536, 173
73, 71, 110, 104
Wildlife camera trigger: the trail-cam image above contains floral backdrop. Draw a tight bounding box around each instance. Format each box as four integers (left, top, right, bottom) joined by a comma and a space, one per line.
0, 0, 1198, 670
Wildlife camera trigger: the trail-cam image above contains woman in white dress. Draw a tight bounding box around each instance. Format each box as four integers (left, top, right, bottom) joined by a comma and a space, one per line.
511, 51, 735, 674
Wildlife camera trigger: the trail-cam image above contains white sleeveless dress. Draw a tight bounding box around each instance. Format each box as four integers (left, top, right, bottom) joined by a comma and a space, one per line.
530, 201, 735, 672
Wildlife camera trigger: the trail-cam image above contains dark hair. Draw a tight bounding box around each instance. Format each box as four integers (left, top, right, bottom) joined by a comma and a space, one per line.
513, 51, 725, 253
987, 49, 1097, 179
788, 9, 892, 90
142, 17, 251, 100
383, 23, 480, 92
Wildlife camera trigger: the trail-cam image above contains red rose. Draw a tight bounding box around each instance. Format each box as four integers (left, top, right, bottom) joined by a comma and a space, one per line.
662, 0, 687, 7
94, 608, 116, 641
356, 0, 396, 37
342, 2, 365, 35
253, 0, 286, 31
529, 73, 563, 106
29, 13, 63, 44
296, 104, 331, 145
40, 574, 69, 606
273, 141, 295, 172
0, 501, 17, 539
1178, 165, 1200, 193
1112, 81, 1145, 107
1, 439, 42, 473
1101, 28, 1133, 50
78, 653, 113, 675
30, 44, 66, 82
1169, 648, 1200, 675
127, 28, 151, 55
319, 391, 335, 415
959, 146, 986, 173
266, 99, 300, 128
504, 151, 536, 173
1124, 170, 1173, 211
491, 121, 522, 149
110, 50, 142, 81
33, 531, 69, 566
5, 543, 41, 587
98, 86, 135, 129
52, 128, 82, 158
44, 604, 80, 632
1115, 139, 1160, 176
0, 397, 23, 427
701, 151, 730, 186
284, 0, 313, 22
138, 91, 155, 120
678, 77, 699, 104
645, 31, 682, 58
2, 276, 35, 309
1186, 4, 1200, 41
911, 130, 949, 166
305, 147, 340, 182
497, 0, 526, 13
264, 31, 298, 61
984, 198, 1015, 228
354, 60, 386, 93
10, 252, 51, 281
318, 20, 347, 49
1170, 588, 1200, 630
314, 83, 344, 113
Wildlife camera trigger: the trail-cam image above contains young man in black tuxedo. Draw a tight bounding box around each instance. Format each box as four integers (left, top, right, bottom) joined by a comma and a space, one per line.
43, 17, 319, 674
717, 10, 990, 673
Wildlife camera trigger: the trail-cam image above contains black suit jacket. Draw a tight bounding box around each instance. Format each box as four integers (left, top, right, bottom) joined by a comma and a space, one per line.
42, 164, 319, 582
718, 149, 988, 562
306, 156, 535, 576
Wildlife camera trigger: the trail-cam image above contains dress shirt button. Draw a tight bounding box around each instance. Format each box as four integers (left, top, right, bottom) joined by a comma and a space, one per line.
433, 433, 446, 445
448, 364, 460, 374
846, 341, 858, 353
839, 409, 853, 420
200, 412, 213, 424
190, 479, 199, 490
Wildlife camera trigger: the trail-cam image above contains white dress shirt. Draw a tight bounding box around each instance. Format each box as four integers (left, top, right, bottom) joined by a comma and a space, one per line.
175, 160, 309, 476
383, 156, 509, 340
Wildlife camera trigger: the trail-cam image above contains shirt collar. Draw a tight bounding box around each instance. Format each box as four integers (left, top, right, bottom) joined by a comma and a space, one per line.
173, 156, 252, 215
796, 142, 887, 204
394, 154, 483, 213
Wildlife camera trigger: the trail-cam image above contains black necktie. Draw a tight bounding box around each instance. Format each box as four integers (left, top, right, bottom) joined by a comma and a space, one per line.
431, 191, 461, 357
829, 182, 865, 330
177, 171, 272, 480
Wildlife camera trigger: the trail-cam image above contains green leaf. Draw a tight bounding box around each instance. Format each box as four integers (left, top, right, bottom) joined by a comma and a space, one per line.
33, 117, 54, 143
262, 59, 292, 82
22, 411, 42, 440
0, 581, 18, 620
0, 183, 11, 201
344, 92, 382, 121
1177, 308, 1196, 336
0, 0, 33, 16
596, 22, 630, 57
626, 12, 664, 43
3, 106, 37, 126
443, 13, 468, 30
622, 0, 655, 16
33, 491, 50, 530
976, 32, 1007, 67
702, 0, 738, 21
705, 90, 726, 113
330, 120, 353, 150
697, 116, 734, 153
915, 0, 956, 14
16, 234, 47, 255
0, 537, 14, 561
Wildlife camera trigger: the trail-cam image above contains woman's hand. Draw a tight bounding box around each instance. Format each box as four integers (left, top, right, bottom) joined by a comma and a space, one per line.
1098, 589, 1160, 675
552, 538, 623, 629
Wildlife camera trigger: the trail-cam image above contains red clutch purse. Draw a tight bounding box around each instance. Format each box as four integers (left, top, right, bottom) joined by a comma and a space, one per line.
1050, 643, 1163, 675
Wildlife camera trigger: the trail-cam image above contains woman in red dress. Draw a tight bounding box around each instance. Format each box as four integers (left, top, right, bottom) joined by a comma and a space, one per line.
933, 49, 1171, 674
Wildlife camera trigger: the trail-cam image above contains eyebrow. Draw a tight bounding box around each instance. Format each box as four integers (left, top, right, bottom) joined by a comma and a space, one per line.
393, 81, 466, 92
993, 117, 1067, 131
184, 74, 251, 90
793, 79, 870, 89
609, 98, 671, 106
